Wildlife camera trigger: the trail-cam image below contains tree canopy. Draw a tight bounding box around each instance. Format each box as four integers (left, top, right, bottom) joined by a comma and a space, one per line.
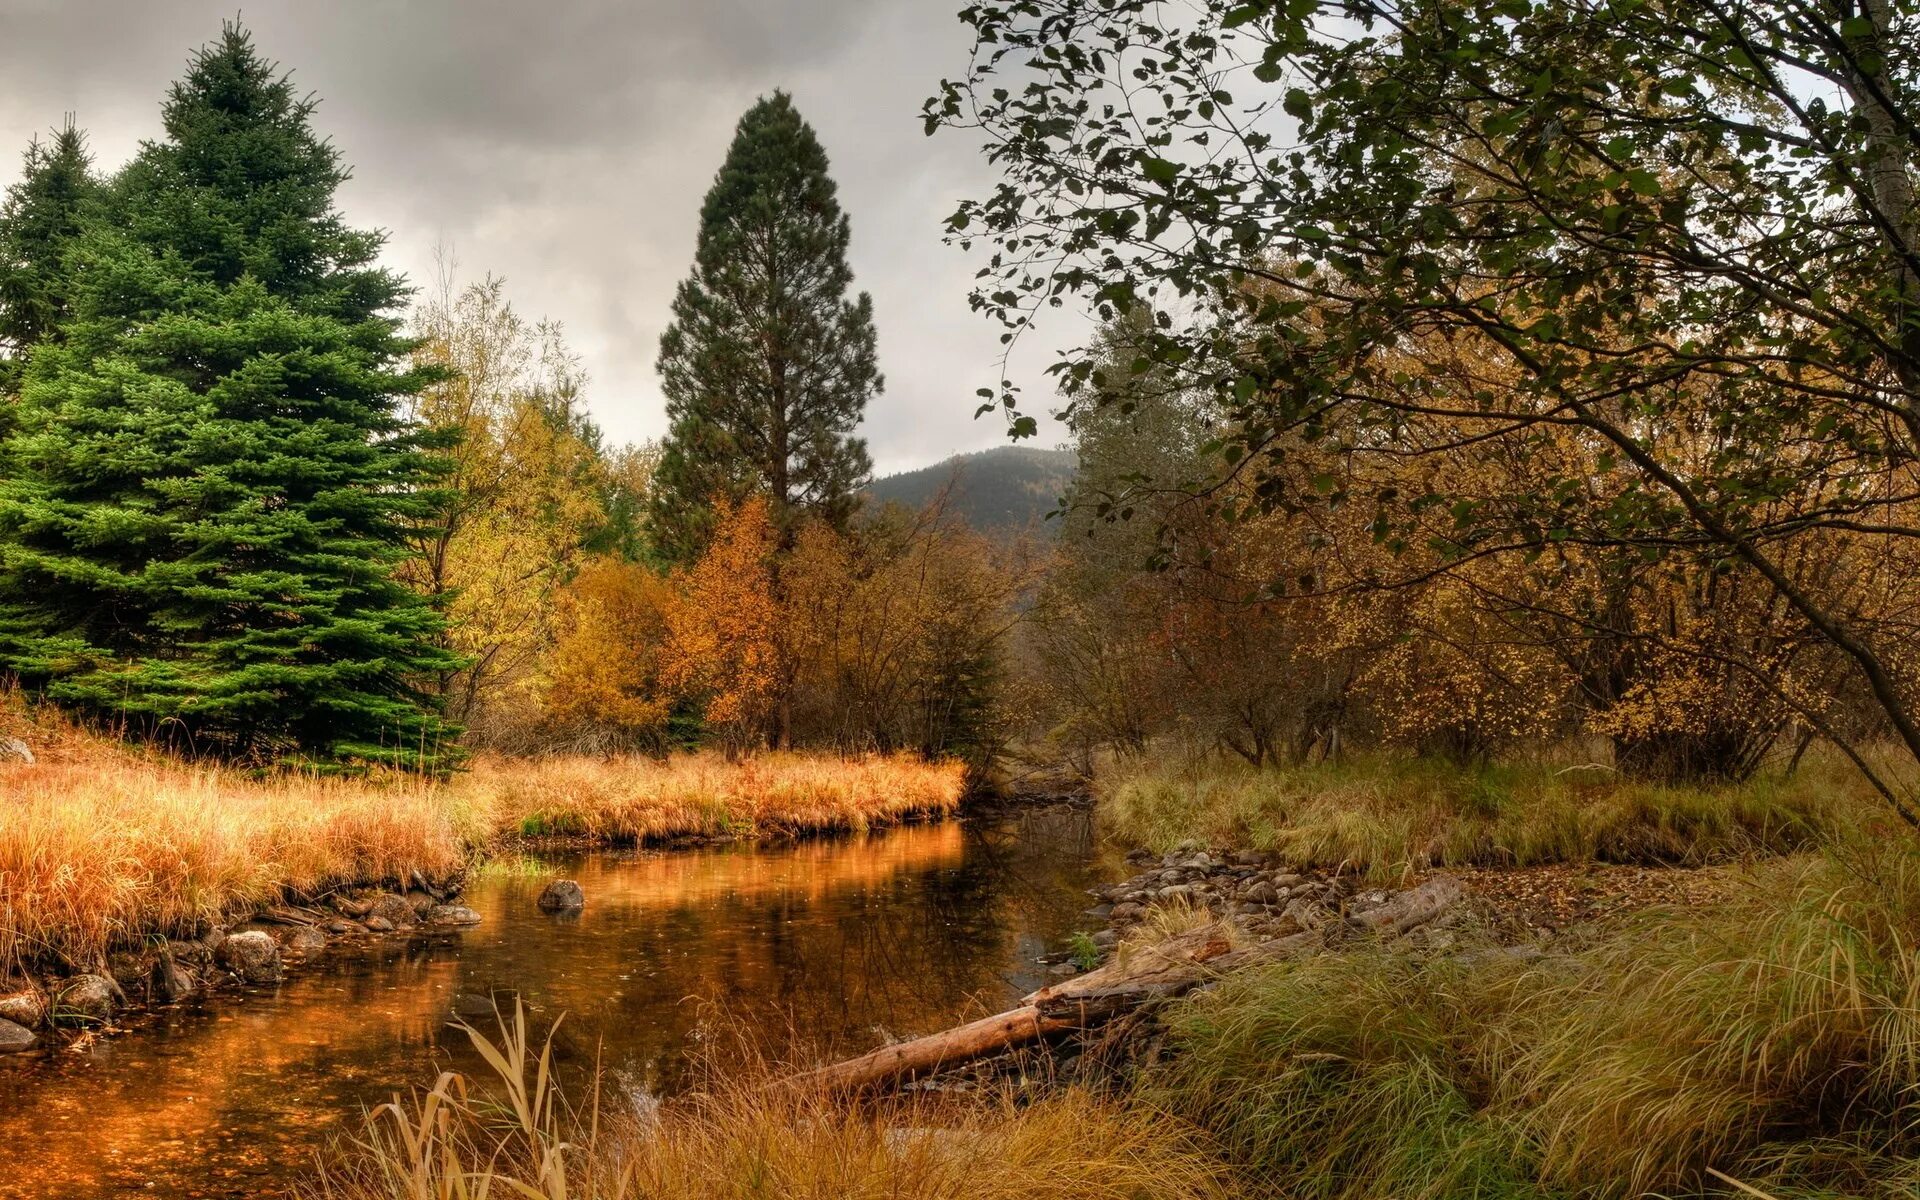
0, 24, 458, 768
928, 0, 1920, 812
650, 91, 880, 561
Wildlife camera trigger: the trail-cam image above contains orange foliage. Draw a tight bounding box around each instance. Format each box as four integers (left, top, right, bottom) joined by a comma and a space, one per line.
661, 497, 782, 752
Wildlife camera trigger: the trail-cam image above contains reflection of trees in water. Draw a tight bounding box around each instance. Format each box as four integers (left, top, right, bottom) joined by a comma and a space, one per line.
0, 814, 1114, 1198
513, 811, 1112, 1093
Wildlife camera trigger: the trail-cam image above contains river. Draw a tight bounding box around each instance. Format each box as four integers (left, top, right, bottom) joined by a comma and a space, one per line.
0, 805, 1115, 1199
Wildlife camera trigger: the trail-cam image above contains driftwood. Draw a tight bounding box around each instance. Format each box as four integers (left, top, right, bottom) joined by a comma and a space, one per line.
801, 875, 1465, 1094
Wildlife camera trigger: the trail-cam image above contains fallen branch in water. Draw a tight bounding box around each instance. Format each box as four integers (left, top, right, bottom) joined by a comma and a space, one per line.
800, 874, 1465, 1095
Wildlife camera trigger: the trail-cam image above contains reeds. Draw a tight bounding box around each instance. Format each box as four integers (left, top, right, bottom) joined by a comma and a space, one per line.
1101, 752, 1864, 874
307, 1002, 1226, 1200
1146, 840, 1920, 1199
0, 753, 479, 973
0, 732, 965, 974
465, 752, 966, 843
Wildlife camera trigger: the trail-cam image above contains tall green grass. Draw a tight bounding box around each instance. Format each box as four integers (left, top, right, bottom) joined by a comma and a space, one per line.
1101, 752, 1868, 873
1145, 842, 1920, 1199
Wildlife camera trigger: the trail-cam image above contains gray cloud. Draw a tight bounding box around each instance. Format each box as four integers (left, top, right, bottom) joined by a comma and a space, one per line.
0, 0, 1068, 470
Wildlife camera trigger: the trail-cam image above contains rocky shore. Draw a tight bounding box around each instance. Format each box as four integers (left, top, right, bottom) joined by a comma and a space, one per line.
0, 872, 486, 1053
1054, 842, 1462, 975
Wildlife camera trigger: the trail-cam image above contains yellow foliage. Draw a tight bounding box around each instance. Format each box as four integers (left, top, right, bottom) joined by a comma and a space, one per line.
545, 556, 675, 739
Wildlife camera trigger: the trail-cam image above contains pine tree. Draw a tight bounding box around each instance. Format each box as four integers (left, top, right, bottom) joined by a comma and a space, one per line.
0, 120, 99, 394
650, 92, 879, 563
0, 25, 460, 768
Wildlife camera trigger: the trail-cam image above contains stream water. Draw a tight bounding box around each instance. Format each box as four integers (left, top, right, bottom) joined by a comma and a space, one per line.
0, 806, 1116, 1199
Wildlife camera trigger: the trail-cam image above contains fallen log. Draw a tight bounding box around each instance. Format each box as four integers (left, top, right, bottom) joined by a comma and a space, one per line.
800, 874, 1463, 1094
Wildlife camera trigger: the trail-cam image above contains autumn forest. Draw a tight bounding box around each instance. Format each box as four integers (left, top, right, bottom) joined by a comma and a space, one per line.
5, 2, 1920, 1199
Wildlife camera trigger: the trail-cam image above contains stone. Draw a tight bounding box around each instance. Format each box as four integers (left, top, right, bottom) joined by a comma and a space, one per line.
151, 959, 195, 1005
365, 894, 419, 928
405, 889, 438, 919
215, 930, 283, 985
0, 737, 33, 764
537, 880, 585, 913
0, 989, 46, 1028
168, 938, 213, 967
0, 1017, 34, 1052
280, 926, 328, 957
364, 916, 395, 932
1047, 961, 1079, 978
325, 919, 358, 936
108, 950, 158, 994
55, 974, 117, 1024
1242, 880, 1279, 906
427, 905, 482, 926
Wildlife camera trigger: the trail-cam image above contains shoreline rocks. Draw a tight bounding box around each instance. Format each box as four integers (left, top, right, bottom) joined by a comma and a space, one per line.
0, 1018, 34, 1052
1, 876, 484, 1048
215, 931, 283, 985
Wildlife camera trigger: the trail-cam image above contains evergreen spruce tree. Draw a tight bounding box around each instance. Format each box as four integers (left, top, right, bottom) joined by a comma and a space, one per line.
650, 92, 879, 562
0, 25, 460, 768
0, 120, 99, 395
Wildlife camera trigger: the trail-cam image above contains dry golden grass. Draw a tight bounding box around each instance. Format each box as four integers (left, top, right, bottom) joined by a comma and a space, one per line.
1148, 840, 1920, 1200
0, 750, 481, 973
1101, 751, 1874, 875
0, 708, 966, 975
464, 751, 966, 842
307, 1003, 1226, 1200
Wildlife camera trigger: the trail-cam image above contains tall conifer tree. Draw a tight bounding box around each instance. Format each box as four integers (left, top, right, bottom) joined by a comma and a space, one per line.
650, 92, 879, 563
0, 25, 459, 768
0, 120, 99, 394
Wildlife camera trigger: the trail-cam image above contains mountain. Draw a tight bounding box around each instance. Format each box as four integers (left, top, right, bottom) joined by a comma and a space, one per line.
865, 446, 1076, 534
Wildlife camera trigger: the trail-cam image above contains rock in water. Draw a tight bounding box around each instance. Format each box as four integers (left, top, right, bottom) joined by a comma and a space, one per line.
280, 926, 328, 957
151, 959, 195, 1005
0, 1018, 34, 1052
0, 737, 33, 764
428, 905, 482, 926
215, 931, 283, 985
56, 975, 118, 1024
366, 893, 419, 928
364, 916, 395, 932
537, 880, 585, 913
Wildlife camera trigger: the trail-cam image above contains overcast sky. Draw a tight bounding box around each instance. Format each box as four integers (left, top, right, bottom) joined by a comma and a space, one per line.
0, 0, 1069, 473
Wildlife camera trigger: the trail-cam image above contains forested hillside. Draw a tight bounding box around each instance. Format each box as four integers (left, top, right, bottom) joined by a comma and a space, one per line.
866, 446, 1074, 533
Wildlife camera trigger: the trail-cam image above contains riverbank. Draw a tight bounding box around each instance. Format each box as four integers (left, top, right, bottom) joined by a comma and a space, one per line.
302, 753, 1920, 1200
0, 733, 966, 1046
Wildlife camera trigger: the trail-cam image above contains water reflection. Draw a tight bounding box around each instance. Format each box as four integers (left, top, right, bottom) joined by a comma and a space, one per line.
0, 806, 1113, 1199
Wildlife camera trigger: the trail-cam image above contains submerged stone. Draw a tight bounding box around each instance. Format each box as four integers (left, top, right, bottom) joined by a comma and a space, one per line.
537, 880, 585, 912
